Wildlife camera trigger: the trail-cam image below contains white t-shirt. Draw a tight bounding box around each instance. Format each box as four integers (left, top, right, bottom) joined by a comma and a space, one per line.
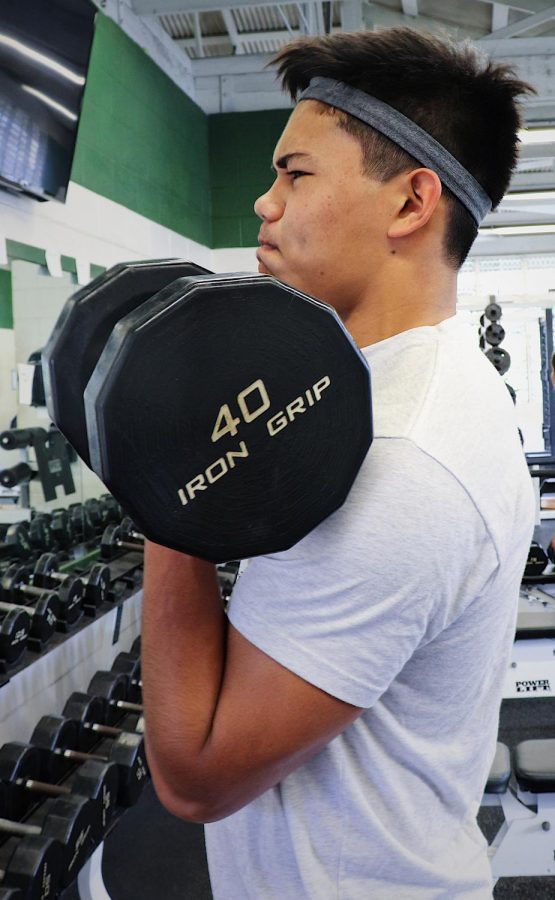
205, 315, 535, 899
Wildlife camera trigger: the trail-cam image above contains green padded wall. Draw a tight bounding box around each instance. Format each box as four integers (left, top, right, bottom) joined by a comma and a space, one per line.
72, 14, 211, 246
0, 269, 13, 330
209, 110, 291, 248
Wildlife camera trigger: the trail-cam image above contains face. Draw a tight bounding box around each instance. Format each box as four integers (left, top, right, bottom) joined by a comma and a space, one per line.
254, 101, 392, 316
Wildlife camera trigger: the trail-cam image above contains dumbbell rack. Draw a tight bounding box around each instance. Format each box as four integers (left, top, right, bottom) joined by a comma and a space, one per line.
0, 557, 143, 746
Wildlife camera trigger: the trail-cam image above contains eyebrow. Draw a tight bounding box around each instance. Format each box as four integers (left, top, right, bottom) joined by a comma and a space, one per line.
271, 152, 312, 173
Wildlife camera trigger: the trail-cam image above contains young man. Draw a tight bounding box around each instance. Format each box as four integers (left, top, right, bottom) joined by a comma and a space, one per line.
142, 28, 536, 898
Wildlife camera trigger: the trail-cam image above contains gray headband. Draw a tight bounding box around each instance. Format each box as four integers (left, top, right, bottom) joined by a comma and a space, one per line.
298, 77, 491, 226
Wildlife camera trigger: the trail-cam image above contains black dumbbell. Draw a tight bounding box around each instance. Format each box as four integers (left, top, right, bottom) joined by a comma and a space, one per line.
485, 301, 502, 322
82, 499, 103, 533
48, 510, 74, 551
27, 517, 54, 554
0, 597, 57, 649
98, 495, 122, 525
31, 557, 85, 626
0, 600, 30, 665
486, 346, 511, 376
63, 693, 144, 753
0, 822, 62, 900
0, 465, 36, 490
525, 541, 549, 577
87, 672, 142, 721
216, 561, 240, 600
2, 564, 79, 631
31, 716, 147, 808
0, 742, 118, 843
100, 521, 144, 561
111, 653, 142, 704
67, 506, 96, 543
0, 774, 94, 892
0, 526, 32, 564
35, 553, 110, 613
484, 322, 505, 347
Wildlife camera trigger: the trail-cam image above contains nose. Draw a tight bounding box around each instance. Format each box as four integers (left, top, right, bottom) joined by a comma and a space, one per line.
254, 180, 284, 222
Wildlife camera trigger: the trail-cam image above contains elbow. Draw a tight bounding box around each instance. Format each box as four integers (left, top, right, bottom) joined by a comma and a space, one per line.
147, 752, 234, 824
153, 775, 233, 824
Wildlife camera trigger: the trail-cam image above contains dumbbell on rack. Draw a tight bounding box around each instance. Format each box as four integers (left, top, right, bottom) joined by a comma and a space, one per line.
0, 606, 30, 666
27, 517, 54, 555
100, 519, 144, 561
0, 771, 95, 893
2, 564, 81, 631
0, 744, 115, 876
33, 554, 110, 613
0, 527, 32, 564
0, 820, 63, 899
31, 716, 147, 808
87, 672, 143, 722
48, 510, 75, 552
111, 653, 142, 704
63, 693, 144, 752
67, 506, 96, 544
0, 596, 56, 651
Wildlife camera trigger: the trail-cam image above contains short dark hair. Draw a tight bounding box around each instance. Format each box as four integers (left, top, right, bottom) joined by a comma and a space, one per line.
272, 29, 535, 269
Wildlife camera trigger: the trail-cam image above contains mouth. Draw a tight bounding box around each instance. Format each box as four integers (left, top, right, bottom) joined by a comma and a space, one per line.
257, 238, 278, 251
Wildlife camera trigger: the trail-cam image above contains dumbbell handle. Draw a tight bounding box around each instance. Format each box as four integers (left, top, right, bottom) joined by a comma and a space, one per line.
42, 570, 67, 584
112, 699, 142, 713
84, 717, 144, 737
0, 816, 41, 837
54, 748, 106, 763
15, 777, 71, 799
0, 600, 39, 618
14, 582, 48, 600
115, 539, 144, 553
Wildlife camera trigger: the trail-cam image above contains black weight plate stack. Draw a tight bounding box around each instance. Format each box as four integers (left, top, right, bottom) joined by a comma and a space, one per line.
84, 273, 373, 562
42, 259, 212, 467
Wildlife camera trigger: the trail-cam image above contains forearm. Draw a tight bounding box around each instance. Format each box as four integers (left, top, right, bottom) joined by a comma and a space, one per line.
141, 539, 227, 811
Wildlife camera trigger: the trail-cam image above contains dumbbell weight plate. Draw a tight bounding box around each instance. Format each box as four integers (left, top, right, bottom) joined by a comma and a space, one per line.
62, 694, 109, 752
485, 301, 502, 322
525, 541, 549, 577
42, 260, 213, 467
485, 347, 511, 376
0, 834, 63, 899
84, 274, 373, 563
30, 718, 81, 783
0, 609, 31, 665
85, 564, 111, 606
484, 323, 505, 347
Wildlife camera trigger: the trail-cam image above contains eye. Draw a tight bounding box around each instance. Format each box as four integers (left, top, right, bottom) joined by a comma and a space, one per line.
287, 170, 306, 180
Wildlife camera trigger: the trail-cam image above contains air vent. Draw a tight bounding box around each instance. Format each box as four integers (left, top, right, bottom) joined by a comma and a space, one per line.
515, 157, 555, 174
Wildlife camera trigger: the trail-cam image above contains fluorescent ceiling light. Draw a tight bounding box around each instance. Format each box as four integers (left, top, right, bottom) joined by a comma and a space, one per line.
505, 190, 555, 201
519, 128, 555, 145
22, 85, 77, 122
0, 33, 84, 86
478, 224, 555, 236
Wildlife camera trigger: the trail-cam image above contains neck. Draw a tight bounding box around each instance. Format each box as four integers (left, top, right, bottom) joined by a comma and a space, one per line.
342, 255, 458, 348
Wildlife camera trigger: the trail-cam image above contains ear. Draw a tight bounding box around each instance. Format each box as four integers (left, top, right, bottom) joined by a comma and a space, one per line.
387, 169, 443, 239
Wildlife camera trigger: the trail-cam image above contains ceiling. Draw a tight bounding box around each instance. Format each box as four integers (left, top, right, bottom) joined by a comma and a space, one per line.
115, 0, 555, 252
129, 1, 555, 57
